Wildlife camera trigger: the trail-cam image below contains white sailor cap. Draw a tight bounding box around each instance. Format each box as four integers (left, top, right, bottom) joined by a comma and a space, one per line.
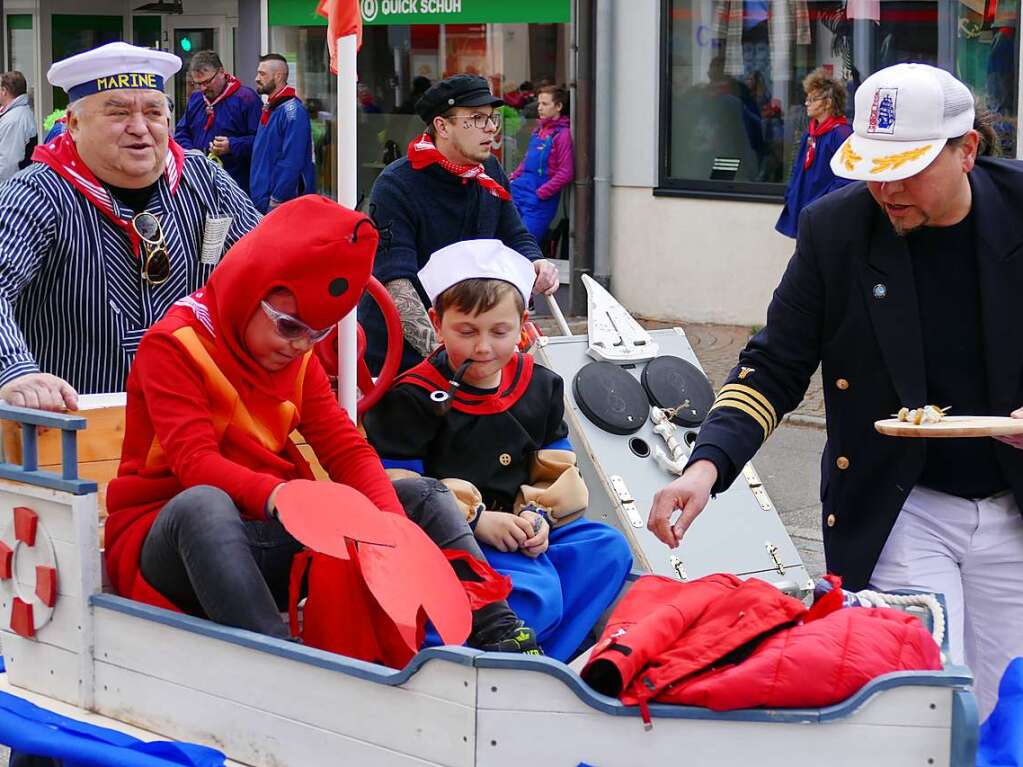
419, 239, 536, 307
48, 42, 181, 102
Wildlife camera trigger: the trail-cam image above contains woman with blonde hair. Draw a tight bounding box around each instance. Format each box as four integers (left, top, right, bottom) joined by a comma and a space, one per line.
776, 68, 853, 238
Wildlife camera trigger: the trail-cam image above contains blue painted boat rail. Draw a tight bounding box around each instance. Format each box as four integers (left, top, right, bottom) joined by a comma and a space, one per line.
0, 402, 97, 495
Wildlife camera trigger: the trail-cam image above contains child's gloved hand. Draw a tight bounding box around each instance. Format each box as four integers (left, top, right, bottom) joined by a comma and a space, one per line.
517, 509, 550, 558
474, 510, 535, 552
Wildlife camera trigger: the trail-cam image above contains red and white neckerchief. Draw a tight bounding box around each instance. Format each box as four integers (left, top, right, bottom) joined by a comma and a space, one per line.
804, 115, 848, 170
260, 85, 297, 126
32, 131, 185, 256
203, 74, 242, 130
406, 133, 511, 201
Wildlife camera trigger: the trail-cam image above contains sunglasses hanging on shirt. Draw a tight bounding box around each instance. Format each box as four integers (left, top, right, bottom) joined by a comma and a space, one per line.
132, 211, 171, 286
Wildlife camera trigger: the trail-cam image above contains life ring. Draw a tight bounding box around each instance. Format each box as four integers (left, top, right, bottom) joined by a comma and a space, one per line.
0, 506, 58, 638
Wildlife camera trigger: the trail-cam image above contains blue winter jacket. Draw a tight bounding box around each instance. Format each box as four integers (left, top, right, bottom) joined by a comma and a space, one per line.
174, 85, 262, 193
249, 95, 316, 214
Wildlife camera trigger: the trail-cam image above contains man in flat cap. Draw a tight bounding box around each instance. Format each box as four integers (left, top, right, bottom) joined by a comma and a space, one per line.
359, 74, 559, 374
0, 42, 260, 411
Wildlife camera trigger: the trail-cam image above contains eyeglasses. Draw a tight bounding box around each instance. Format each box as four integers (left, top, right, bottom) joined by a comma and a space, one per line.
260, 301, 334, 344
191, 69, 222, 89
132, 212, 171, 286
805, 94, 829, 104
447, 112, 502, 130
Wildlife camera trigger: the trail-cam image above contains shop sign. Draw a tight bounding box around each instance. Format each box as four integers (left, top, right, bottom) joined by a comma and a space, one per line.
270, 0, 571, 27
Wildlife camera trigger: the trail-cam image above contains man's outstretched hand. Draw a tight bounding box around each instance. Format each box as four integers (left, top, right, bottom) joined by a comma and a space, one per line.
647, 460, 718, 548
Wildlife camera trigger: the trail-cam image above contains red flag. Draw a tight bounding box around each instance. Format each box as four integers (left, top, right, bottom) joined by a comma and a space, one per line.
316, 0, 363, 74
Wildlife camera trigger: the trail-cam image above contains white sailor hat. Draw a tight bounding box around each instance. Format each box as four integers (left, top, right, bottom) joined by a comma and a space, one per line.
419, 239, 536, 307
48, 42, 181, 103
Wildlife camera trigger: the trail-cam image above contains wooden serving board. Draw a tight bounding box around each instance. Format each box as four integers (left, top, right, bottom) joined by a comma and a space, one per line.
875, 415, 1023, 438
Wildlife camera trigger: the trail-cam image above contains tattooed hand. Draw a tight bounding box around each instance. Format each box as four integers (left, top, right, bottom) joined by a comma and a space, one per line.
386, 278, 438, 358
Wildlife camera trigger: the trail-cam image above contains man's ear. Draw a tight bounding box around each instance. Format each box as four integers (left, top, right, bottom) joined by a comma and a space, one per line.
432, 115, 448, 139
66, 108, 81, 140
961, 129, 980, 173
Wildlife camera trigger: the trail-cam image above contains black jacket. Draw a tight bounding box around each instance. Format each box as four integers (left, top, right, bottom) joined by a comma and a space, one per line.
690, 157, 1023, 589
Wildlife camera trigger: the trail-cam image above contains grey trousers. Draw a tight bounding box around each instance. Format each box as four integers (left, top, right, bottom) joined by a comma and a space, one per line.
139, 478, 516, 642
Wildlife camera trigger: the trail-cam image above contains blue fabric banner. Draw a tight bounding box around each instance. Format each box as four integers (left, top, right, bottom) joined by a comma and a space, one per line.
979, 657, 1023, 767
0, 686, 225, 767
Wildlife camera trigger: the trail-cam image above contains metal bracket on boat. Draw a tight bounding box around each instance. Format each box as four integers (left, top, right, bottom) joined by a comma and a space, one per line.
742, 462, 774, 512
765, 542, 786, 576
609, 474, 644, 529
582, 274, 659, 364
669, 554, 689, 581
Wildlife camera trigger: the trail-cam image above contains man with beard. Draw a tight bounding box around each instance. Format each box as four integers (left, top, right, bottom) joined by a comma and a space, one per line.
359, 74, 559, 374
0, 42, 260, 411
646, 63, 1023, 722
249, 54, 315, 214
174, 50, 261, 194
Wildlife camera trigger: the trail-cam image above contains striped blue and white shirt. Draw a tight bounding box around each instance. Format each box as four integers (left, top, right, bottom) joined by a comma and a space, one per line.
0, 150, 261, 393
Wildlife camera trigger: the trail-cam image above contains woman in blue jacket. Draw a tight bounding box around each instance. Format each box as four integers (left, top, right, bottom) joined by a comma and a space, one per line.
776, 69, 852, 238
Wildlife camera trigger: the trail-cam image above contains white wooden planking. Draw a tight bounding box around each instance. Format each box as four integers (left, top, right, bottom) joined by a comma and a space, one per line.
94, 662, 457, 767
93, 606, 476, 766
3, 633, 81, 705
841, 682, 953, 727
475, 709, 953, 767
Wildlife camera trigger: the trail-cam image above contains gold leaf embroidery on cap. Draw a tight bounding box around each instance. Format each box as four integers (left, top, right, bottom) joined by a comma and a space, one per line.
870, 144, 933, 174
839, 142, 863, 171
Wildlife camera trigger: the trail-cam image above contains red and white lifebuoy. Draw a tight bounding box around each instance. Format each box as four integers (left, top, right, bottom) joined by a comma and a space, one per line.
0, 506, 58, 638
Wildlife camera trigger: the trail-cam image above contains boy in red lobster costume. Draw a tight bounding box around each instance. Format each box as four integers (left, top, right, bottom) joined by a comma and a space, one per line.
104, 196, 536, 663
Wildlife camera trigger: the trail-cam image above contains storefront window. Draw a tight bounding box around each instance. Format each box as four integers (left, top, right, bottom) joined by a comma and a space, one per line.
660, 0, 1019, 197
268, 0, 570, 202
51, 15, 124, 109
6, 15, 35, 108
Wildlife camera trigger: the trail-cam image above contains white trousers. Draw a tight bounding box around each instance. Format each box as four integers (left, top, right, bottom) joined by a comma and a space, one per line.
870, 485, 1023, 723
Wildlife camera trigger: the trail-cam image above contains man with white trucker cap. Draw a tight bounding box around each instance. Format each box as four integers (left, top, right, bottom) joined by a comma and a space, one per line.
647, 62, 1023, 720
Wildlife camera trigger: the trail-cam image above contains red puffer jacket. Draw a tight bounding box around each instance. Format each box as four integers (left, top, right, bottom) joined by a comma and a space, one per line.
581, 574, 942, 719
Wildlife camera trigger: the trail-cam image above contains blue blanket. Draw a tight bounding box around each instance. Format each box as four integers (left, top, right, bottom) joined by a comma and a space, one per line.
0, 660, 224, 767
979, 657, 1023, 767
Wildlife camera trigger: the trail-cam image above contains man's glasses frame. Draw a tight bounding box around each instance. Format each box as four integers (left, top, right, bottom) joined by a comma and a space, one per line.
132, 212, 171, 287
260, 301, 334, 344
445, 111, 502, 130
191, 69, 223, 89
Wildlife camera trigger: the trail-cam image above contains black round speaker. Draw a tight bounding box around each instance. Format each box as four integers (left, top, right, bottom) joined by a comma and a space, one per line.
641, 355, 714, 427
573, 361, 649, 435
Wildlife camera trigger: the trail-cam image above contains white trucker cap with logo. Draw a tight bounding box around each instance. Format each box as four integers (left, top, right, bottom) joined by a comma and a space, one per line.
831, 63, 975, 183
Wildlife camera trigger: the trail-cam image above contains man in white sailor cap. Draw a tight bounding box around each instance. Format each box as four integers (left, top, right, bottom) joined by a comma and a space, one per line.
648, 62, 1023, 720
0, 42, 260, 411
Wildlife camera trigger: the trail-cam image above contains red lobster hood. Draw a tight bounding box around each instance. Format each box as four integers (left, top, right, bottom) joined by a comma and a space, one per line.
204, 195, 378, 398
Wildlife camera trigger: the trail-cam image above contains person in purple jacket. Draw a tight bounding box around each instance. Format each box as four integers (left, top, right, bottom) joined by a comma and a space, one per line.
510, 85, 574, 242
174, 50, 261, 194
775, 68, 853, 238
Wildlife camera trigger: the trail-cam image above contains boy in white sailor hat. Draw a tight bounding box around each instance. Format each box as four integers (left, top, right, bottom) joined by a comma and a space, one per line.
651, 61, 1023, 723
0, 42, 260, 413
364, 239, 633, 661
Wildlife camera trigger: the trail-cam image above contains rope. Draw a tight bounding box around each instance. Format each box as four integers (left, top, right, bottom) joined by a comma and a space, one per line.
849, 589, 946, 655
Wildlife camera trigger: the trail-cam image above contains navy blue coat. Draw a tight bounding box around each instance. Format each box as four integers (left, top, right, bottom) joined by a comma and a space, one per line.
690, 157, 1023, 589
174, 86, 262, 193
360, 156, 541, 373
775, 123, 852, 238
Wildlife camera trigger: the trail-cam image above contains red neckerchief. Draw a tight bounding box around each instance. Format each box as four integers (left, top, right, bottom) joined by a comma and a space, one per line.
204, 74, 242, 130
32, 132, 185, 256
804, 115, 848, 170
396, 350, 533, 415
406, 133, 511, 201
261, 85, 297, 126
